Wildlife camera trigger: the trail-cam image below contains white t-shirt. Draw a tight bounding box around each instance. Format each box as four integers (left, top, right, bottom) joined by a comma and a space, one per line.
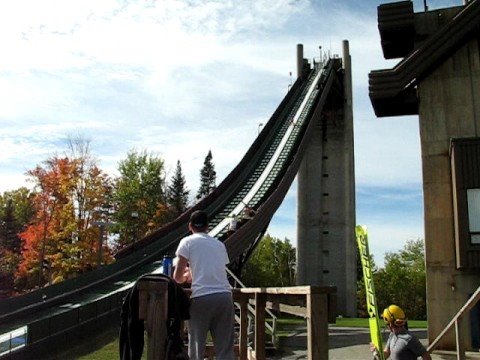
175, 232, 231, 298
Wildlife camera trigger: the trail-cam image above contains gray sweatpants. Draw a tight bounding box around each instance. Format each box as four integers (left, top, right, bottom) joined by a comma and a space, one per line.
188, 292, 235, 360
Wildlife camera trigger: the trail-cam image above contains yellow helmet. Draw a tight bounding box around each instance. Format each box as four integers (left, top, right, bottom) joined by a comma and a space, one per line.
382, 305, 406, 326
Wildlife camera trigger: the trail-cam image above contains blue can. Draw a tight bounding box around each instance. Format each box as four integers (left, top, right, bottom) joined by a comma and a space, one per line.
162, 255, 173, 276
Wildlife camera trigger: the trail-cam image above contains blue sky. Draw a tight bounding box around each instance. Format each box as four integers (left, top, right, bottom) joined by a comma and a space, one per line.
0, 0, 461, 265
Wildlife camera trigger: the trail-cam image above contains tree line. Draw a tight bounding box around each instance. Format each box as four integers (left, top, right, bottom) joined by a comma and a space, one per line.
242, 236, 427, 320
0, 138, 217, 296
0, 137, 427, 319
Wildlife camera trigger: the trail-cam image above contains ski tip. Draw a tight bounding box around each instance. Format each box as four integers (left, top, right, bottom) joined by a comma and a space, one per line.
355, 224, 368, 237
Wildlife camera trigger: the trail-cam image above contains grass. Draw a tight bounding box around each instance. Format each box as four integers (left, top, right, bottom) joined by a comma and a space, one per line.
274, 315, 427, 329
47, 326, 142, 360
64, 317, 427, 359
333, 317, 428, 329
77, 338, 123, 360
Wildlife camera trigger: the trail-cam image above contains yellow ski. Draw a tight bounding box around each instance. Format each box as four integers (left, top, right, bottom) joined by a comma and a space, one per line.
355, 225, 385, 360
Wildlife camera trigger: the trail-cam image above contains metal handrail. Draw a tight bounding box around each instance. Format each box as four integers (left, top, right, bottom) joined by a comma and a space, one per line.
427, 285, 480, 357
227, 267, 278, 345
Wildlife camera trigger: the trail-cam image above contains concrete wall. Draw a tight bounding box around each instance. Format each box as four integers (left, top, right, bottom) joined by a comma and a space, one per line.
297, 42, 356, 317
417, 37, 480, 349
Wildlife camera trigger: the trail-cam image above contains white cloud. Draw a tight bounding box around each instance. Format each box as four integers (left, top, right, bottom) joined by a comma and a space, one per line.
0, 0, 427, 265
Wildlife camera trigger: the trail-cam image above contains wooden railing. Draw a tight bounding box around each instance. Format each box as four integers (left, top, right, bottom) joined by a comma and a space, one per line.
137, 282, 336, 360
234, 286, 337, 360
227, 267, 278, 345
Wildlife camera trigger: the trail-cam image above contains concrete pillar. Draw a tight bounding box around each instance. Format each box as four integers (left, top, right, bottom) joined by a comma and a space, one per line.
296, 41, 356, 317
297, 112, 325, 286
341, 40, 357, 318
297, 44, 304, 79
418, 37, 480, 350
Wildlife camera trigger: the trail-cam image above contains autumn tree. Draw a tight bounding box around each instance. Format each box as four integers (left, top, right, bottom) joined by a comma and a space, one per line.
17, 157, 78, 289
113, 150, 169, 248
241, 234, 296, 287
64, 137, 115, 268
65, 137, 110, 226
167, 160, 190, 217
16, 140, 113, 291
196, 150, 216, 200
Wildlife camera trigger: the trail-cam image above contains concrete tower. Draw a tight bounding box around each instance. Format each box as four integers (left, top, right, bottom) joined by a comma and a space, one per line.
296, 41, 357, 317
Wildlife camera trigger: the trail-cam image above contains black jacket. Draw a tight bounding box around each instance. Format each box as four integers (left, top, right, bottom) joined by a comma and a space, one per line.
119, 273, 190, 360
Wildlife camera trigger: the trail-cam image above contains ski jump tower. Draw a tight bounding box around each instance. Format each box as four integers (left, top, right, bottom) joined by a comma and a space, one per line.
296, 42, 357, 317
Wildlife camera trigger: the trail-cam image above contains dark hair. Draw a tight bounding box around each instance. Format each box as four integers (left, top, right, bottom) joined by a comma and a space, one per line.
189, 210, 208, 229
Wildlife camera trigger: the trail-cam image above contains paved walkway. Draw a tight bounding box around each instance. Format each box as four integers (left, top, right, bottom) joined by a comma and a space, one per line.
269, 326, 480, 359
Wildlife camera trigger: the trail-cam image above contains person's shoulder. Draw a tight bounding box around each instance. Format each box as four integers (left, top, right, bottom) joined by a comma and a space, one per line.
397, 331, 414, 341
180, 234, 192, 241
179, 234, 196, 245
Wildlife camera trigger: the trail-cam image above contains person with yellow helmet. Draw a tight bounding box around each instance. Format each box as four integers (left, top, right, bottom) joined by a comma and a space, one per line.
370, 304, 432, 360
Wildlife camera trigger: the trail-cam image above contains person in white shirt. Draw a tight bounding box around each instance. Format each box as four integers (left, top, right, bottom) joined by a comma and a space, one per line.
173, 210, 235, 360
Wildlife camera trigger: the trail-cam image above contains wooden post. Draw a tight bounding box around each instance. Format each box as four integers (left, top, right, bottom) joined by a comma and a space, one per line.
238, 286, 336, 359
238, 293, 249, 360
254, 292, 267, 360
307, 291, 328, 360
138, 281, 168, 360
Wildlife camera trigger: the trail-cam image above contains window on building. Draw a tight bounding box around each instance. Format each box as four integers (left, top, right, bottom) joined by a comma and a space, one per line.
450, 138, 480, 269
467, 189, 480, 245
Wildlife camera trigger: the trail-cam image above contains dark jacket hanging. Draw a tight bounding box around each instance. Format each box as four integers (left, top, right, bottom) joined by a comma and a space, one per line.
119, 273, 190, 360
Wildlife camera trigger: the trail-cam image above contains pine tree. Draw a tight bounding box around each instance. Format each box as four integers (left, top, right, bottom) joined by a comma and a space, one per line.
196, 150, 216, 200
167, 160, 190, 217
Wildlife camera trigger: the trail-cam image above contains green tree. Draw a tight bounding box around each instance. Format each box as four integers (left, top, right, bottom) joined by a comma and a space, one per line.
196, 150, 216, 200
0, 188, 35, 296
241, 234, 296, 287
378, 239, 427, 320
113, 150, 170, 248
356, 252, 377, 318
167, 160, 190, 217
1, 199, 22, 253
0, 187, 35, 242
357, 239, 427, 320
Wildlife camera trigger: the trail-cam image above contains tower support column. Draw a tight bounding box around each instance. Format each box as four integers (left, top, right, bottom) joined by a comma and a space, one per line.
297, 41, 356, 317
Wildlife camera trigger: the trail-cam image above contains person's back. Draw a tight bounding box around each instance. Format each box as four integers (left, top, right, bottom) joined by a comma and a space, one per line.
385, 329, 426, 360
177, 232, 230, 298
173, 210, 235, 360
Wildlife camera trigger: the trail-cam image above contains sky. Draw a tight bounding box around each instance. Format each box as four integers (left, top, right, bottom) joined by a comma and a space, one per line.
0, 0, 462, 266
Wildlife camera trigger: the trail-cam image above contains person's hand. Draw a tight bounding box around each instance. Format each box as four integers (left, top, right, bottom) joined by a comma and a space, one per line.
370, 343, 380, 359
